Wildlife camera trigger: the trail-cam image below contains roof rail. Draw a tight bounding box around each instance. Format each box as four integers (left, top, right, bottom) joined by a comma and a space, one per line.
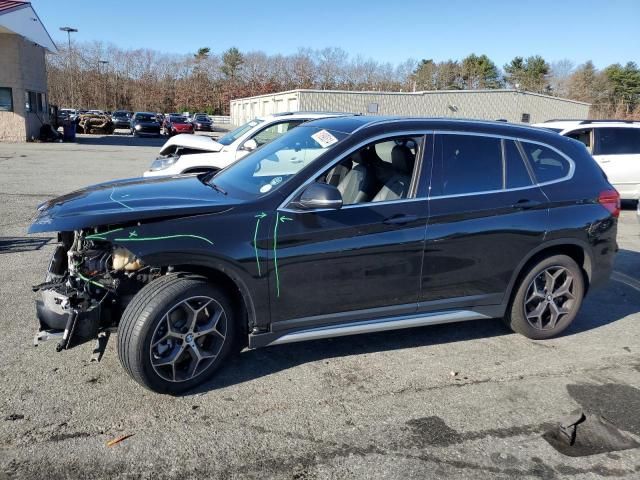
543, 119, 587, 123
579, 119, 640, 124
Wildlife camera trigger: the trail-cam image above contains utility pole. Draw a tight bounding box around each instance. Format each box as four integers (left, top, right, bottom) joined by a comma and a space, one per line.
59, 27, 78, 109
99, 60, 109, 110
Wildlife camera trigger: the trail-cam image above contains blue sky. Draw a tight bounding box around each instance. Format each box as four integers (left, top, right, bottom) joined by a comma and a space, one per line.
32, 0, 639, 69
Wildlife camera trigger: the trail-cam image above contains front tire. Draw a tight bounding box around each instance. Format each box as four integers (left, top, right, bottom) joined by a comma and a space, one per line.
117, 274, 236, 394
504, 255, 584, 340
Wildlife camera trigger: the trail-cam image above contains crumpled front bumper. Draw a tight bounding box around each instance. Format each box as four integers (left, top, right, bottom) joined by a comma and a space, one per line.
35, 289, 101, 350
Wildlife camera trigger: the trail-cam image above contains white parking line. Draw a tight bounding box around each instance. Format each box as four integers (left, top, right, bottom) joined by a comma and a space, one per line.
611, 271, 640, 293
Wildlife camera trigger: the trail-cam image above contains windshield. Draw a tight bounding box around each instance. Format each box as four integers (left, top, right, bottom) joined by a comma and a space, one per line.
195, 115, 209, 121
135, 114, 155, 122
170, 116, 188, 123
209, 126, 347, 197
217, 119, 264, 146
113, 111, 130, 118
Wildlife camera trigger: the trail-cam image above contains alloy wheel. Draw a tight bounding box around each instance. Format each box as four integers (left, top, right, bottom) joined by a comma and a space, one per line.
149, 296, 227, 382
524, 266, 577, 331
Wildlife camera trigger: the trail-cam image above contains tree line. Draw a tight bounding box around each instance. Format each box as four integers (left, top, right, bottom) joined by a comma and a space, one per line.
46, 42, 640, 119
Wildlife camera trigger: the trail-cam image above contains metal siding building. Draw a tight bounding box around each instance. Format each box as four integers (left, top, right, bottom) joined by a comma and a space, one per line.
230, 89, 590, 126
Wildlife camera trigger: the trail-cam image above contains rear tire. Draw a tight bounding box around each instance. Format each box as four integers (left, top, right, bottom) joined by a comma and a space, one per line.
117, 274, 236, 394
504, 255, 584, 340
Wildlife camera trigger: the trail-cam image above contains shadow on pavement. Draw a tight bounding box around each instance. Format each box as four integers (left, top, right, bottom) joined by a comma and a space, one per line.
73, 133, 166, 148
188, 248, 640, 396
0, 236, 52, 254
189, 318, 511, 395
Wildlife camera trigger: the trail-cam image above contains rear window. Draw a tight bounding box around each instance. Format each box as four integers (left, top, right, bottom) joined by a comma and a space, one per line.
520, 142, 571, 183
439, 134, 502, 195
595, 127, 640, 155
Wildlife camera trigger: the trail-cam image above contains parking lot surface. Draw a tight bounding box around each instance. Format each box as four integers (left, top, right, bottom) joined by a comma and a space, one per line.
0, 139, 639, 479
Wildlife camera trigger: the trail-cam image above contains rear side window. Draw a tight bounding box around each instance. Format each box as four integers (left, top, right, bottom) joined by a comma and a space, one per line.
440, 134, 502, 195
595, 128, 640, 155
504, 140, 533, 189
520, 142, 571, 183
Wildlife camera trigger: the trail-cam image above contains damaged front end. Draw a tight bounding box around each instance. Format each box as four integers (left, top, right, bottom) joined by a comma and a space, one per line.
33, 230, 160, 359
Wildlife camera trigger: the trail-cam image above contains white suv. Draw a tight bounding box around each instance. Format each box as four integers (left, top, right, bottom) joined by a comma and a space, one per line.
533, 119, 640, 201
143, 112, 346, 177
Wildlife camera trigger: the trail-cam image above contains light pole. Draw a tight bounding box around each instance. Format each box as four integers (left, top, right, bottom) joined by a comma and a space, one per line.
59, 27, 78, 109
99, 60, 108, 111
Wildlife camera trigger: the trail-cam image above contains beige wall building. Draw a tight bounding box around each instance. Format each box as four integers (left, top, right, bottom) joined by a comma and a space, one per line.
231, 89, 590, 127
0, 1, 56, 142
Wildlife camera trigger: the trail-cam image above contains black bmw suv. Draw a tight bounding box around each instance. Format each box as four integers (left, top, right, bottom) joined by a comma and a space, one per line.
29, 117, 619, 394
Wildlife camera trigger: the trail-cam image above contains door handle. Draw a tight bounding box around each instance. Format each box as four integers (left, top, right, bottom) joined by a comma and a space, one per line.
511, 199, 542, 210
383, 214, 418, 225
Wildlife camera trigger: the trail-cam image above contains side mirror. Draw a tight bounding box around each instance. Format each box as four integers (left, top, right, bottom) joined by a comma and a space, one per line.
295, 183, 343, 210
243, 138, 258, 151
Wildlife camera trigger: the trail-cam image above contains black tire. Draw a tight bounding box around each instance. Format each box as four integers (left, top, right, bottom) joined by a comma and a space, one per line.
504, 254, 585, 340
117, 273, 236, 394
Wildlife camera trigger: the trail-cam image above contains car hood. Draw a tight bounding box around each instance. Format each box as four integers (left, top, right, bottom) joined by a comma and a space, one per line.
159, 134, 223, 155
29, 175, 237, 233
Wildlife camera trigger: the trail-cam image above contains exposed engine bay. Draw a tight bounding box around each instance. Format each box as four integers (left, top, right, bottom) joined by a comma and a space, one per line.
33, 230, 162, 357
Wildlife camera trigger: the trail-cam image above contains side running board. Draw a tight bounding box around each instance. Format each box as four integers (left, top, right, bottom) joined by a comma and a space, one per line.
266, 310, 490, 346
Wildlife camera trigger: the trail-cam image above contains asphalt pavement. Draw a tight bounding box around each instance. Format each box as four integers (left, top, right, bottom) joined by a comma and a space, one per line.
0, 137, 639, 479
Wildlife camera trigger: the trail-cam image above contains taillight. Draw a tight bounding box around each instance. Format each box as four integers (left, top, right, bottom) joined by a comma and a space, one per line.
598, 189, 620, 217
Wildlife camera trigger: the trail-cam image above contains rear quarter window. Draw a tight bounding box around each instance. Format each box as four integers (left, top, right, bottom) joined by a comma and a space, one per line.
595, 127, 640, 155
520, 142, 571, 184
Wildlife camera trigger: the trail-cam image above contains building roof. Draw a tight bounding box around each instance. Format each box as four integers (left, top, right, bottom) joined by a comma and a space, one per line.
231, 88, 591, 106
0, 1, 57, 53
0, 1, 26, 12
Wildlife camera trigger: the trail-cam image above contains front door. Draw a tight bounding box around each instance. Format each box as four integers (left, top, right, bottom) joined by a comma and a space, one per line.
268, 134, 431, 330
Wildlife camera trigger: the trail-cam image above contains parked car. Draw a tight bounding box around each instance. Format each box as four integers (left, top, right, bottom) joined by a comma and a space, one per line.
144, 112, 346, 177
533, 119, 640, 201
111, 110, 132, 129
29, 117, 618, 393
192, 113, 213, 131
130, 112, 161, 137
163, 115, 194, 136
57, 108, 78, 123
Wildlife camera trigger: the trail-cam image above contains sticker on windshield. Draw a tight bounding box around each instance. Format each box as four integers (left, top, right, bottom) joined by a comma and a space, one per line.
260, 184, 273, 193
311, 129, 339, 148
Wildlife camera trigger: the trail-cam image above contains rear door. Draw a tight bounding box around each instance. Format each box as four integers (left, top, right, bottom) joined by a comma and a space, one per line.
421, 132, 548, 310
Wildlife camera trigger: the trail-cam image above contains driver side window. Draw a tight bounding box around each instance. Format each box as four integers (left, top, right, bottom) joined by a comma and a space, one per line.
316, 136, 423, 205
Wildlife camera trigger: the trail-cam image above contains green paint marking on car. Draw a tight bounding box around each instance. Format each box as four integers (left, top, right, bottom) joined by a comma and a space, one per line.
253, 212, 268, 277
109, 187, 134, 211
85, 227, 124, 241
112, 234, 214, 245
273, 213, 293, 298
129, 231, 138, 238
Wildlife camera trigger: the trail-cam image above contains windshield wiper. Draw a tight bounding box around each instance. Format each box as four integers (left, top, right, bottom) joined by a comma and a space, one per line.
208, 182, 227, 195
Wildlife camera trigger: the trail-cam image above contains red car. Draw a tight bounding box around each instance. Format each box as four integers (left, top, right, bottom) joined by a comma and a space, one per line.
163, 115, 194, 136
